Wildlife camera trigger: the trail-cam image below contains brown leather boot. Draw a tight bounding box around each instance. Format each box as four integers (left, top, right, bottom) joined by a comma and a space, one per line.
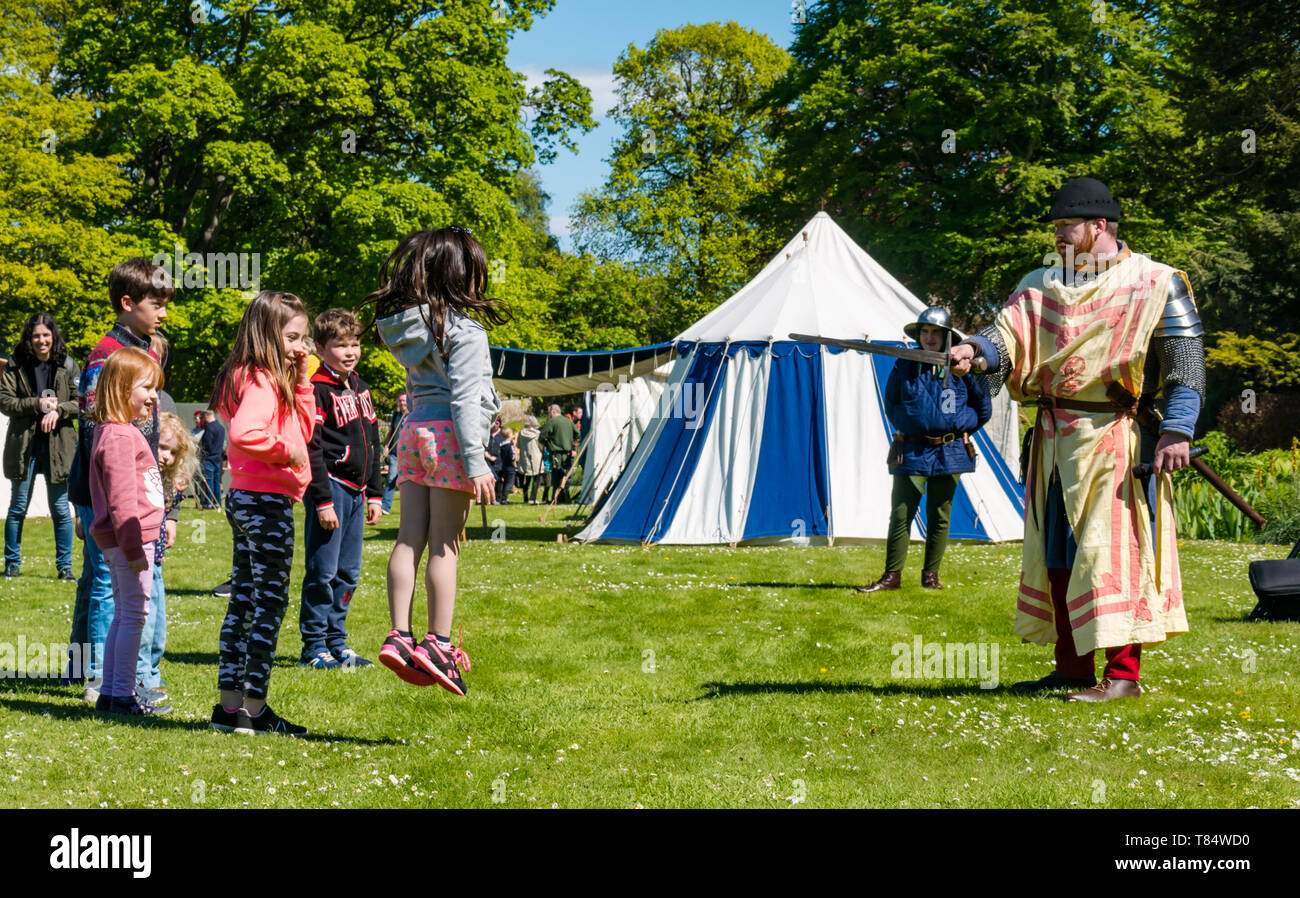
1066, 677, 1141, 702
855, 571, 901, 593
921, 570, 942, 589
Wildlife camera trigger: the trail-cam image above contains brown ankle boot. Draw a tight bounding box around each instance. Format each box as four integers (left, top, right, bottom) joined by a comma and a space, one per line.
921, 570, 942, 589
855, 571, 901, 593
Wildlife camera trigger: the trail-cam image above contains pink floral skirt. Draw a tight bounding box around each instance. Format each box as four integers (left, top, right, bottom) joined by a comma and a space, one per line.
396, 419, 472, 494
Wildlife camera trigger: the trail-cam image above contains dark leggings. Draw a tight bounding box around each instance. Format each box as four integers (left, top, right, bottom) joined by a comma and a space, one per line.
524, 474, 543, 502
218, 489, 295, 699
884, 473, 959, 573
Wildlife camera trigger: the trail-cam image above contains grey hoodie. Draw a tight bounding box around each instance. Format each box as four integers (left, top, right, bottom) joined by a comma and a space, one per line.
378, 306, 500, 480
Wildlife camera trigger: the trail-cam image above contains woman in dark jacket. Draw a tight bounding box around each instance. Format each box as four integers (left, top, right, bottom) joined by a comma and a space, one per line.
1, 312, 80, 579
857, 307, 992, 593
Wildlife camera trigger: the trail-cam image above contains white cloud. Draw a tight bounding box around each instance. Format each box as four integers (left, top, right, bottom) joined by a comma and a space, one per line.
518, 64, 619, 118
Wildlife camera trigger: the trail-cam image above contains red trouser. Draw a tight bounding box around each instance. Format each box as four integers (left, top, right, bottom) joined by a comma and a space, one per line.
1048, 568, 1141, 681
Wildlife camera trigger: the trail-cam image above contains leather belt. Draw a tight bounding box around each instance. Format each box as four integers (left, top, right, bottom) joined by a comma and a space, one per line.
1028, 397, 1130, 414
901, 431, 962, 445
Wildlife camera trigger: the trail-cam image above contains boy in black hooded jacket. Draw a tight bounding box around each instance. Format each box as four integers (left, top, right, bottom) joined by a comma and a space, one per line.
298, 310, 383, 669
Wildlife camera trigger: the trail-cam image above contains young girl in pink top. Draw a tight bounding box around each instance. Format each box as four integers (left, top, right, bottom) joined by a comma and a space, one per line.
89, 347, 168, 717
207, 291, 315, 736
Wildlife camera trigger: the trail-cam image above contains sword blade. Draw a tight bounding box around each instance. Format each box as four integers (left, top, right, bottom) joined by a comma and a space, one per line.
789, 333, 949, 366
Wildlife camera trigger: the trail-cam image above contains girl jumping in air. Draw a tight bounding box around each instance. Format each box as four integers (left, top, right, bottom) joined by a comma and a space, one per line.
208, 291, 316, 735
367, 227, 509, 696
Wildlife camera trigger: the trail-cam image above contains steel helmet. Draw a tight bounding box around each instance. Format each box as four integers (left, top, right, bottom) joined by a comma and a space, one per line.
903, 306, 955, 341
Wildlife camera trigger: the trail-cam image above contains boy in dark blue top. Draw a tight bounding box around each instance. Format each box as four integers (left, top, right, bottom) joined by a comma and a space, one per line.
857, 307, 992, 593
298, 310, 383, 669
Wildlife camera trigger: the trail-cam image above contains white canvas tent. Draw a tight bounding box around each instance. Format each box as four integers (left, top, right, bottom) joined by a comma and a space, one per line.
576, 212, 1025, 545
577, 363, 673, 506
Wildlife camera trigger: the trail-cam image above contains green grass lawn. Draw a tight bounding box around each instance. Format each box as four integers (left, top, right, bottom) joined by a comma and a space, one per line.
1, 498, 1297, 808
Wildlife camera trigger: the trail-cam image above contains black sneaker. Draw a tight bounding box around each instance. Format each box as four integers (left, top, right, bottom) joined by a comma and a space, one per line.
96, 693, 171, 716
412, 635, 472, 697
3, 564, 18, 578
212, 579, 233, 598
298, 649, 342, 669
58, 568, 75, 581
210, 704, 240, 732
234, 704, 307, 737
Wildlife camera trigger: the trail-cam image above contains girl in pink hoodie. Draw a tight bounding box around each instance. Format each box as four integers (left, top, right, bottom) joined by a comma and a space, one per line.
207, 291, 315, 737
89, 347, 167, 717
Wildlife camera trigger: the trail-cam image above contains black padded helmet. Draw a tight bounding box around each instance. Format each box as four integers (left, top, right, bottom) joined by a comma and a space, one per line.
1038, 177, 1122, 223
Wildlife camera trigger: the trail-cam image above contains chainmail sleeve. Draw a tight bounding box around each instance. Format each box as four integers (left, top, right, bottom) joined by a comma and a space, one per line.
1155, 335, 1206, 404
973, 323, 1012, 397
1148, 273, 1207, 404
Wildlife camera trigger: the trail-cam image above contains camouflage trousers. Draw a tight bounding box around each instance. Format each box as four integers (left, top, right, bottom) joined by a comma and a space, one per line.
218, 489, 295, 699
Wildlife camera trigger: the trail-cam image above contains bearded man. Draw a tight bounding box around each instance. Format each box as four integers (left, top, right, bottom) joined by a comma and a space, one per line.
949, 177, 1205, 702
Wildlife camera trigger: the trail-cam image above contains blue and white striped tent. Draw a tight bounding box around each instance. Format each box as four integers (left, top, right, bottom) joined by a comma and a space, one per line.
575, 213, 1025, 545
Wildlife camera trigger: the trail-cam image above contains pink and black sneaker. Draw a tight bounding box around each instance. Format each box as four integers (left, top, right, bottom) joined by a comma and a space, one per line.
411, 632, 472, 696
379, 630, 436, 687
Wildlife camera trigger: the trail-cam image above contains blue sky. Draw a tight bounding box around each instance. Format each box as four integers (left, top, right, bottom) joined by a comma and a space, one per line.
507, 0, 799, 249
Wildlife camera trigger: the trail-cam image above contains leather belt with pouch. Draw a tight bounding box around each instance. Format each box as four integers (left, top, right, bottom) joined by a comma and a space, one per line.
888, 431, 976, 472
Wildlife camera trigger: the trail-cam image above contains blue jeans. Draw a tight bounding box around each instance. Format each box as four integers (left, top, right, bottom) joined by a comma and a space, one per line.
68, 504, 114, 681
136, 563, 166, 687
200, 458, 223, 508
5, 448, 74, 573
381, 450, 399, 512
299, 480, 365, 656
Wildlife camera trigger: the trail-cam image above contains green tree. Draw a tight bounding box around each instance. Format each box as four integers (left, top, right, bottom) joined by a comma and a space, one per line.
31, 0, 593, 398
0, 0, 164, 361
1161, 0, 1300, 332
761, 0, 1199, 322
573, 23, 790, 333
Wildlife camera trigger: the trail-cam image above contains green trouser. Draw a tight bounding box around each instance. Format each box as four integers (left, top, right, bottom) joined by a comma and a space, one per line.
884, 473, 960, 573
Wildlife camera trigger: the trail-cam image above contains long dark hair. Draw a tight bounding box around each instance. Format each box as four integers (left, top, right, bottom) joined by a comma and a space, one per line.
360, 227, 512, 360
13, 311, 68, 368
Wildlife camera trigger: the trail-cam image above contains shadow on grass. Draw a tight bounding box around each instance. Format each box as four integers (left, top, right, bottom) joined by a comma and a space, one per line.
734, 581, 880, 591
162, 652, 313, 669
696, 680, 1013, 700
465, 524, 585, 543
0, 693, 404, 745
165, 588, 228, 598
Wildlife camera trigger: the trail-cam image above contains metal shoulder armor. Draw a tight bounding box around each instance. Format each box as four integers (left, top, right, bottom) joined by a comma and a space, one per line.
1153, 273, 1205, 338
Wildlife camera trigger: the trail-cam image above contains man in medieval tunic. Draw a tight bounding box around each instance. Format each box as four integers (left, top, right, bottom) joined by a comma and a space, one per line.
948, 177, 1206, 702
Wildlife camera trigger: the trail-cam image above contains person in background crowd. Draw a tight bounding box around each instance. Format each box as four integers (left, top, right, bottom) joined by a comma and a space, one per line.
380, 392, 408, 514
539, 404, 576, 504
198, 409, 226, 509
517, 414, 544, 505
1, 312, 80, 580
485, 417, 508, 501
496, 426, 517, 503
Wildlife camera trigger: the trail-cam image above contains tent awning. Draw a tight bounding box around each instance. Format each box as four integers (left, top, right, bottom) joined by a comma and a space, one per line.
489, 342, 676, 396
